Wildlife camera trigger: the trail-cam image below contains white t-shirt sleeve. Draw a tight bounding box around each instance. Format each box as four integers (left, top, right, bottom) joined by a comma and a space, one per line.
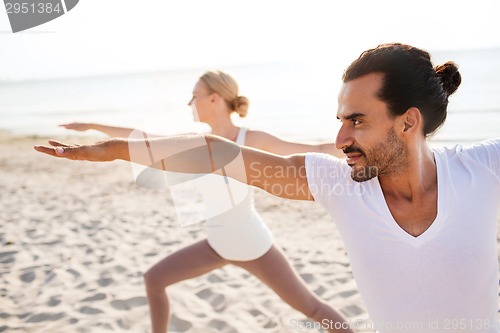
459, 138, 500, 183
305, 153, 345, 207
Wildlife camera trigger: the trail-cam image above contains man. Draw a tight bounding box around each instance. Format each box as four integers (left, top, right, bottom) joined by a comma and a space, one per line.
36, 43, 500, 332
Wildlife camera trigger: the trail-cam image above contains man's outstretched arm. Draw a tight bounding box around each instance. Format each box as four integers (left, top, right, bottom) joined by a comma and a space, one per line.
34, 134, 313, 201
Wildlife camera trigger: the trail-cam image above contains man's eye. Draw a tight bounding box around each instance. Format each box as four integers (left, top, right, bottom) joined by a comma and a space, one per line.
352, 119, 361, 126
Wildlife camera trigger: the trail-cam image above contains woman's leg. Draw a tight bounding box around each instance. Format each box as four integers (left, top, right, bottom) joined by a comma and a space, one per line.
233, 245, 353, 333
144, 239, 227, 333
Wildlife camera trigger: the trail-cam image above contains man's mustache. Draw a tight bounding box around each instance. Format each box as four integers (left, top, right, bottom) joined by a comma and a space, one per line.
343, 146, 365, 156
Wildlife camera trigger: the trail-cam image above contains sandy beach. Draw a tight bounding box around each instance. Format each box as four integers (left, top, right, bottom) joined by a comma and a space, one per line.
1, 133, 498, 333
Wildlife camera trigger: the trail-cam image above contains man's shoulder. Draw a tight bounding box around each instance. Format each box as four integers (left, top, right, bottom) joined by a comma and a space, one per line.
433, 138, 500, 181
304, 153, 352, 183
305, 152, 347, 172
463, 138, 500, 150
432, 138, 500, 157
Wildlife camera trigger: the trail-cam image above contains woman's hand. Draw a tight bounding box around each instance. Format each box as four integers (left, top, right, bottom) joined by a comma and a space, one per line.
34, 139, 124, 162
59, 123, 93, 132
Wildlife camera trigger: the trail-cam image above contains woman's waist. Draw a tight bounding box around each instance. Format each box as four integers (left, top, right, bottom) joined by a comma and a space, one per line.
204, 205, 262, 227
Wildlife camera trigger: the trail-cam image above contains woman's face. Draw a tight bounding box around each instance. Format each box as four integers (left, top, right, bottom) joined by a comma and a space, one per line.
188, 80, 213, 123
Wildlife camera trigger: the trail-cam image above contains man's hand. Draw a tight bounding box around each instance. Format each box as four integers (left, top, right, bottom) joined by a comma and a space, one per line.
34, 139, 120, 162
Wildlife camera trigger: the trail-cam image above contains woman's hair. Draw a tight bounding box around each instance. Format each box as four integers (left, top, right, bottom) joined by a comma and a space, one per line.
343, 43, 461, 136
199, 70, 249, 117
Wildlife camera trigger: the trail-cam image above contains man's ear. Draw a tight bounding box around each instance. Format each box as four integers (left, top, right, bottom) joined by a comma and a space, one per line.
401, 107, 422, 134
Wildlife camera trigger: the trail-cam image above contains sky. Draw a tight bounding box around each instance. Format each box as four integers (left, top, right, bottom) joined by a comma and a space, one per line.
1, 0, 500, 81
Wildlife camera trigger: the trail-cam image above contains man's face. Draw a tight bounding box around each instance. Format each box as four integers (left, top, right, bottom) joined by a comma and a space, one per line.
335, 72, 408, 182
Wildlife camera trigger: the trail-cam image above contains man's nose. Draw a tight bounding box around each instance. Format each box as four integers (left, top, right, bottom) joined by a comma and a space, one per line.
335, 125, 354, 151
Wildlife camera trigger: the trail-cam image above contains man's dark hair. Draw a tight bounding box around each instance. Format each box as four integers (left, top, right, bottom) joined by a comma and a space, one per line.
343, 43, 462, 136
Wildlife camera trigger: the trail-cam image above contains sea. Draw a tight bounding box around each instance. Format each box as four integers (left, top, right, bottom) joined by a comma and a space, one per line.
1, 48, 499, 146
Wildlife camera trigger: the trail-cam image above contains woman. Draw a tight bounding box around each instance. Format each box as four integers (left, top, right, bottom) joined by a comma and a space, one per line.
59, 70, 351, 333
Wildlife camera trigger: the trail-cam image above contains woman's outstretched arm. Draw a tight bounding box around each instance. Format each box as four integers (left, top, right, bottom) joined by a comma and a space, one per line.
34, 134, 313, 201
245, 130, 344, 158
59, 122, 166, 138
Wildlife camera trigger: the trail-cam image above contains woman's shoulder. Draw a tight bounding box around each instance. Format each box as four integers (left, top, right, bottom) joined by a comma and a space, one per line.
243, 129, 277, 150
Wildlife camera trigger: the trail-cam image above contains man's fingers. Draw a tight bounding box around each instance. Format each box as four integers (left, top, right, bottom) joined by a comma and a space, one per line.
34, 144, 79, 159
33, 145, 60, 157
48, 139, 70, 147
48, 140, 80, 147
34, 140, 111, 162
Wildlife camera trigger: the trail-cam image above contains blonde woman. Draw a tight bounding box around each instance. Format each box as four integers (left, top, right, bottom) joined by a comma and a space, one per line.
59, 71, 351, 333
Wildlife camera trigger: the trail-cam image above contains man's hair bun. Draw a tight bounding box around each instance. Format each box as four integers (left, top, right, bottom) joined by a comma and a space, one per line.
435, 61, 461, 97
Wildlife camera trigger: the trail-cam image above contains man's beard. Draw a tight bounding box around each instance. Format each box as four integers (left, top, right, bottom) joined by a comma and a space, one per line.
345, 128, 408, 182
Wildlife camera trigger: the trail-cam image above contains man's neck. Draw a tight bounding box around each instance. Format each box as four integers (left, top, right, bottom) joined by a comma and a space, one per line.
378, 143, 437, 202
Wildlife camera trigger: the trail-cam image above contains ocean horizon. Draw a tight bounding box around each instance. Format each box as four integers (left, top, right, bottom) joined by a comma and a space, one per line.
1, 48, 499, 145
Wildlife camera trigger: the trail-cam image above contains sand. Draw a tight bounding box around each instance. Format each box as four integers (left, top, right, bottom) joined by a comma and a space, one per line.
0, 133, 498, 333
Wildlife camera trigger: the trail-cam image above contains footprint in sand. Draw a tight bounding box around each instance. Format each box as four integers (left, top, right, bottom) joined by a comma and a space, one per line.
314, 285, 327, 296
47, 296, 61, 307
249, 309, 265, 318
66, 268, 80, 279
249, 309, 277, 329
334, 277, 348, 284
299, 273, 314, 284
338, 290, 357, 298
44, 270, 57, 285
110, 296, 147, 310
207, 273, 224, 283
81, 293, 106, 302
26, 312, 65, 323
208, 319, 237, 333
248, 309, 278, 329
0, 251, 17, 264
195, 288, 227, 312
263, 320, 278, 329
97, 277, 114, 287
79, 306, 104, 315
341, 304, 364, 317
20, 271, 35, 283
168, 314, 193, 332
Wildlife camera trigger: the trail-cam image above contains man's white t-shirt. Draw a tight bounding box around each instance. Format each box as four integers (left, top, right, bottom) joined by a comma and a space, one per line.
305, 138, 500, 333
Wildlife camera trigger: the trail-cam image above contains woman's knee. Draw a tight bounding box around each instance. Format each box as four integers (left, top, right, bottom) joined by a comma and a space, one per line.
144, 266, 171, 291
